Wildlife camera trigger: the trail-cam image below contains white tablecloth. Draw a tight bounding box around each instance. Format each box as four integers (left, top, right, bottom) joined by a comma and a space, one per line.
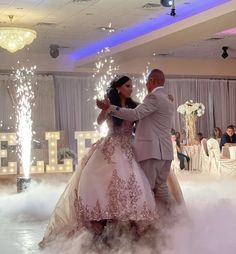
182, 145, 201, 171
222, 146, 236, 159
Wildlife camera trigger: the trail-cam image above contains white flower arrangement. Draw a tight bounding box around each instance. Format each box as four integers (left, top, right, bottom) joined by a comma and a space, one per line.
58, 148, 77, 163
177, 100, 205, 117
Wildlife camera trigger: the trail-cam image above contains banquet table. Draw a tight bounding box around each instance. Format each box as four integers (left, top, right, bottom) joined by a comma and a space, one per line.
222, 146, 236, 159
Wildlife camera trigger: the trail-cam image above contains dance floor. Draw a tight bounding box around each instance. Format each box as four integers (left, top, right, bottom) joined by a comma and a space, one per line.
1, 172, 236, 254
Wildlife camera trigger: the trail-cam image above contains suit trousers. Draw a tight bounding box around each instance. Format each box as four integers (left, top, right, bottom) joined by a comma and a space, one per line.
140, 159, 172, 205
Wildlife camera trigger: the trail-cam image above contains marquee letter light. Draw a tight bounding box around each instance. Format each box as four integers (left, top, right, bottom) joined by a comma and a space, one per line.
74, 131, 101, 169
0, 133, 17, 174
45, 132, 73, 173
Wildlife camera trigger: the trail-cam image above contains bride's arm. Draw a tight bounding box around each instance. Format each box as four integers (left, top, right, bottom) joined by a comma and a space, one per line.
97, 109, 107, 125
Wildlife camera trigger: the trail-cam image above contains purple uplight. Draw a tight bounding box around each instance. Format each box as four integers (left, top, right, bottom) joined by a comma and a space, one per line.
70, 0, 231, 61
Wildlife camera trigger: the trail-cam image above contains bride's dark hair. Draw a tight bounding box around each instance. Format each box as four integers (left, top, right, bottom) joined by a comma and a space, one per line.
106, 75, 137, 126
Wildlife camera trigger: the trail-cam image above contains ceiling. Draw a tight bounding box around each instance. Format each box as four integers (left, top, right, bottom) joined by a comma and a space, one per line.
0, 0, 189, 53
0, 0, 236, 71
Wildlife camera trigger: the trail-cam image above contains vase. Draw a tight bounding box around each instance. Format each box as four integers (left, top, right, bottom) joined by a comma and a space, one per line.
185, 114, 197, 145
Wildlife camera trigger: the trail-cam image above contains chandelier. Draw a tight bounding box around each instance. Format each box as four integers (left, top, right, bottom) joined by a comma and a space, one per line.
0, 16, 37, 53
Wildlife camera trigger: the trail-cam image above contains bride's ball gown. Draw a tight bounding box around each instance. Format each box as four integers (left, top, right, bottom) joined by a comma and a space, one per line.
40, 118, 184, 246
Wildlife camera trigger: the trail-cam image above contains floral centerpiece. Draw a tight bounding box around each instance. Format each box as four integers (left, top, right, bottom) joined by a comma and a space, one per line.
177, 100, 205, 145
177, 100, 205, 116
58, 148, 77, 163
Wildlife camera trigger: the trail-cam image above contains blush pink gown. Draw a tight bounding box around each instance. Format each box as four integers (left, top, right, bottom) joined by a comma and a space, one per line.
41, 119, 160, 245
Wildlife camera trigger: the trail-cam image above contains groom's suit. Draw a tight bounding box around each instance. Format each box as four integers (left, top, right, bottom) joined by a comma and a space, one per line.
109, 86, 174, 204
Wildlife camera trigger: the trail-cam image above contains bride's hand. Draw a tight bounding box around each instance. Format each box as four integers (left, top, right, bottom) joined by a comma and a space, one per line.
96, 97, 110, 110
168, 94, 174, 102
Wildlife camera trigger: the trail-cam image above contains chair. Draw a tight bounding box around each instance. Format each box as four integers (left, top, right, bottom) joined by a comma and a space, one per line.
207, 138, 236, 176
199, 138, 210, 173
201, 138, 209, 156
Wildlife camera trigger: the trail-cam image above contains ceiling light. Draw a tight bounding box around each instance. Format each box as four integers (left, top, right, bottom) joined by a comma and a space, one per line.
0, 16, 36, 53
161, 0, 173, 7
153, 52, 171, 57
96, 22, 115, 33
161, 0, 176, 16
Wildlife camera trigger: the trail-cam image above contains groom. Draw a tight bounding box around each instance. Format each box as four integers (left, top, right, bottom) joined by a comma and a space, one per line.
97, 69, 174, 208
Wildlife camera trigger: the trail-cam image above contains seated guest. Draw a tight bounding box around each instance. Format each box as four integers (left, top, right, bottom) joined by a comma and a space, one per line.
196, 132, 204, 143
220, 125, 236, 150
234, 125, 236, 135
180, 129, 187, 145
213, 127, 222, 143
193, 132, 204, 145
171, 128, 176, 135
174, 132, 190, 170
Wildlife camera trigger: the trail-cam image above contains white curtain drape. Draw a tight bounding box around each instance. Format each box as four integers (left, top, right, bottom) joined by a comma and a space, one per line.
54, 76, 236, 150
33, 75, 56, 133
0, 76, 13, 130
54, 76, 98, 151
229, 80, 236, 126
1, 72, 234, 165
0, 74, 56, 139
164, 78, 235, 137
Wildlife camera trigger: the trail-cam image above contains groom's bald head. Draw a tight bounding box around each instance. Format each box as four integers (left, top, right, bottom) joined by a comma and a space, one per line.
146, 69, 165, 93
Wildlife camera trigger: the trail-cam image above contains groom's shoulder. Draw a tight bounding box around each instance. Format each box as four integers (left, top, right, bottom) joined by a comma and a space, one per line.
145, 91, 158, 101
151, 88, 166, 98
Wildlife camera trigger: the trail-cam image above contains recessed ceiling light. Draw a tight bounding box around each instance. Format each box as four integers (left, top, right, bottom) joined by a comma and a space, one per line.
96, 22, 115, 33
97, 27, 115, 33
153, 53, 171, 57
159, 53, 170, 56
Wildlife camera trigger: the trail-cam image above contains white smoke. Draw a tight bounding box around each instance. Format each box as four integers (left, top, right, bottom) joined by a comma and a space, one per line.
1, 173, 236, 253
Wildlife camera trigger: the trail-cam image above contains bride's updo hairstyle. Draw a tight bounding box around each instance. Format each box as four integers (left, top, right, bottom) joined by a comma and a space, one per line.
106, 75, 137, 127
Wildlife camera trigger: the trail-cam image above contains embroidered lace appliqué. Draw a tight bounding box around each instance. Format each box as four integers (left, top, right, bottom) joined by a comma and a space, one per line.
74, 169, 156, 222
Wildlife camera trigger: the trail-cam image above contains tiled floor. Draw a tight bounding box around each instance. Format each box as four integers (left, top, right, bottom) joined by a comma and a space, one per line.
1, 218, 47, 254
1, 172, 236, 254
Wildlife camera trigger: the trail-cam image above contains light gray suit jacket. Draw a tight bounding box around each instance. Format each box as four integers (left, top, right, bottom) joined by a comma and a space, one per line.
109, 87, 174, 162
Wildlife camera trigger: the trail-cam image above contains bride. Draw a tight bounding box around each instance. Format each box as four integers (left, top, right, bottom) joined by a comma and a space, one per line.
40, 75, 184, 248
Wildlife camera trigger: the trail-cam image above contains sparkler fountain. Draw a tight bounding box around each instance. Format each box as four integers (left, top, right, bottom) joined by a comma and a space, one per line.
93, 48, 119, 136
134, 62, 150, 103
12, 65, 36, 192
92, 56, 150, 136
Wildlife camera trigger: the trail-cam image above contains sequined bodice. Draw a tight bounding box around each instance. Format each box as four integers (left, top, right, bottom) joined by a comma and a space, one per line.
107, 118, 133, 137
